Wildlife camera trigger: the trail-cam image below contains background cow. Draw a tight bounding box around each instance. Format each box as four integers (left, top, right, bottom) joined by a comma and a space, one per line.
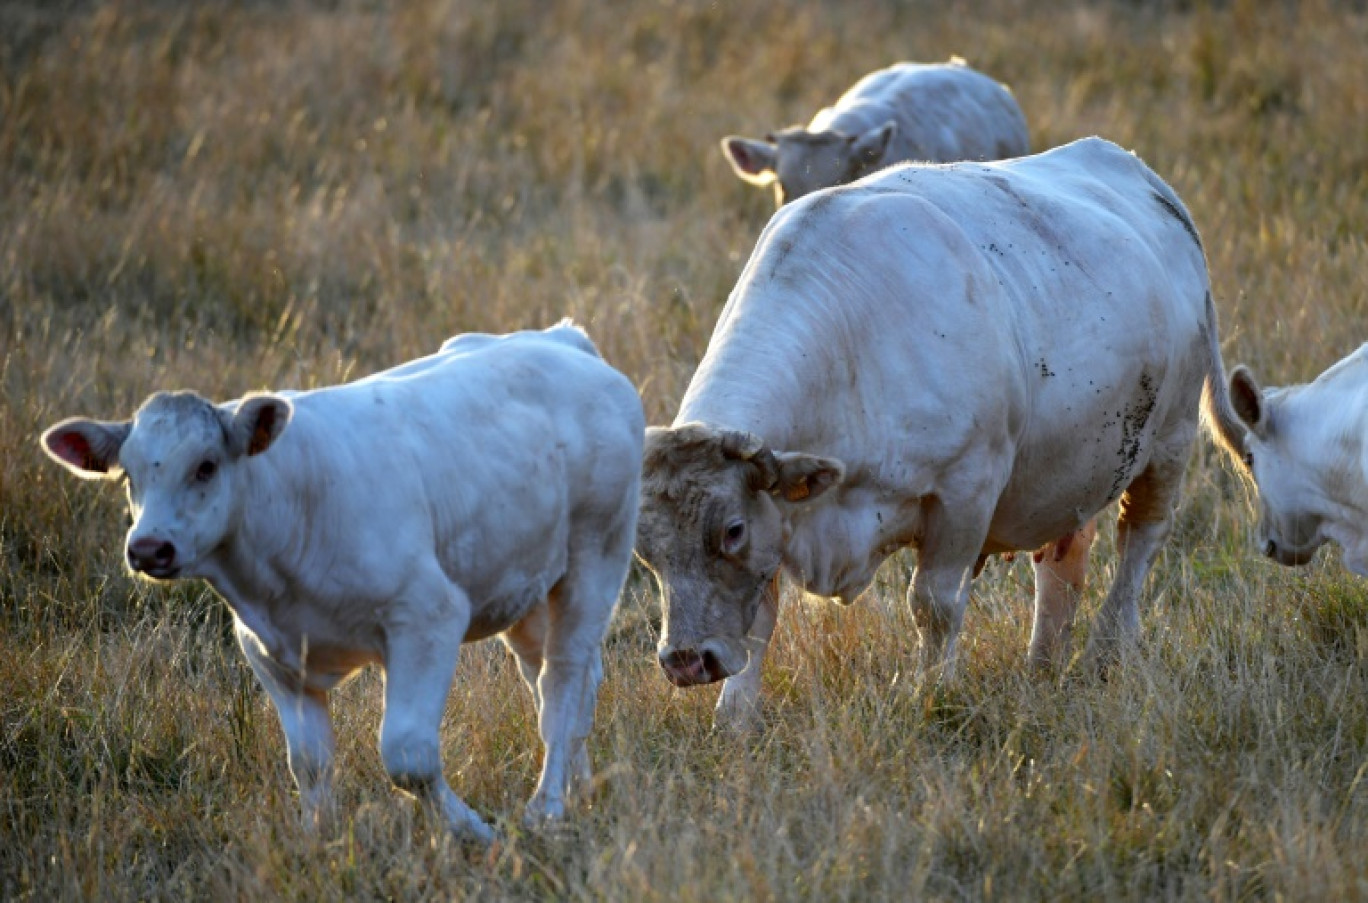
637, 137, 1249, 731
721, 59, 1030, 207
1230, 346, 1368, 574
40, 323, 645, 843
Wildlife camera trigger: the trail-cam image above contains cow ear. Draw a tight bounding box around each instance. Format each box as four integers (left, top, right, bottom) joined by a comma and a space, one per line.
852, 121, 896, 167
721, 136, 778, 185
41, 418, 131, 479
229, 394, 293, 457
773, 452, 845, 503
1229, 366, 1267, 437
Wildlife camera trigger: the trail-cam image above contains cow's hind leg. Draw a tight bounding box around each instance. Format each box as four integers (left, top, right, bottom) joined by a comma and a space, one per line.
502, 602, 548, 715
1028, 518, 1097, 670
523, 519, 633, 827
379, 576, 493, 843
1084, 436, 1190, 669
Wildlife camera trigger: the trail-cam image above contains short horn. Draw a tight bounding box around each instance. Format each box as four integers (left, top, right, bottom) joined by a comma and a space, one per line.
720, 430, 778, 492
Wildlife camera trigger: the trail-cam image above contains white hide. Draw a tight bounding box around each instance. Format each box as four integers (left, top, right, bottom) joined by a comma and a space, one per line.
1231, 345, 1368, 575
41, 323, 644, 842
721, 59, 1030, 206
643, 137, 1246, 727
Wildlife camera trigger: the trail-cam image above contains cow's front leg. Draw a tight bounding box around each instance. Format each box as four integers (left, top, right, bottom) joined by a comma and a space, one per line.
714, 572, 780, 735
238, 622, 336, 831
908, 495, 992, 682
380, 586, 493, 844
1028, 518, 1097, 670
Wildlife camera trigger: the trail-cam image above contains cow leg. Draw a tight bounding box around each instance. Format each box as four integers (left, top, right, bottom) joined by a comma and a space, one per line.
379, 583, 493, 843
908, 495, 993, 681
714, 572, 780, 735
237, 620, 336, 831
523, 535, 627, 828
502, 601, 549, 715
1028, 518, 1097, 669
1084, 444, 1188, 668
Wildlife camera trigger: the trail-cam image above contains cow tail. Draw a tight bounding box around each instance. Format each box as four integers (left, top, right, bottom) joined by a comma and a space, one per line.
1198, 291, 1249, 472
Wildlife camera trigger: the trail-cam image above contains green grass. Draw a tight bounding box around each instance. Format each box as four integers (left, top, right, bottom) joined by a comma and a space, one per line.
4, 0, 1368, 898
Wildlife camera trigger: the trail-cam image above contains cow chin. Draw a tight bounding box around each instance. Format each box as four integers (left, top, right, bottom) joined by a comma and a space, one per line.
659, 636, 751, 687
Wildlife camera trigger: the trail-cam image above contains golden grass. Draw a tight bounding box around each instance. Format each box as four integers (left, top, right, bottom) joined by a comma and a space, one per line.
3, 0, 1368, 899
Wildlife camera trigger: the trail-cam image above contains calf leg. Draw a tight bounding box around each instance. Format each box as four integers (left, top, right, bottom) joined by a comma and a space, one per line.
237, 621, 336, 831
1028, 518, 1097, 669
523, 534, 630, 827
380, 582, 493, 843
502, 602, 549, 715
714, 572, 780, 735
1084, 444, 1188, 668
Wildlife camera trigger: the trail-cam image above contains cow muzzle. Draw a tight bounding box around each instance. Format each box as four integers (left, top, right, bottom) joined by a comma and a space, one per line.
657, 638, 749, 687
1263, 537, 1317, 568
127, 536, 180, 579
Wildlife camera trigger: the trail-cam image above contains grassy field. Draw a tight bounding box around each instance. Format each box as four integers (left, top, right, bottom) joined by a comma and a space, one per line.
3, 0, 1368, 898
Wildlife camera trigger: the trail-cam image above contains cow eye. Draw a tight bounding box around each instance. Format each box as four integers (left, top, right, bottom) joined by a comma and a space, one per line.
1243, 451, 1254, 468
195, 460, 218, 483
721, 519, 747, 555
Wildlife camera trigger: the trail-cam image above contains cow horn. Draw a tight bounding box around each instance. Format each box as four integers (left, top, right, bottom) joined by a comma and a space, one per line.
720, 430, 779, 492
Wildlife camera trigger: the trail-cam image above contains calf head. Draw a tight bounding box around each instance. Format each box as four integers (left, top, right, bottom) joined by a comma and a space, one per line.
721, 122, 897, 207
636, 423, 844, 687
1230, 366, 1332, 569
41, 391, 292, 580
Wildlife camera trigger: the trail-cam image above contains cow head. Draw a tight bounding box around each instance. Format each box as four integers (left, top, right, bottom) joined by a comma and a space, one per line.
635, 423, 844, 687
720, 121, 897, 207
41, 390, 292, 580
1229, 366, 1334, 569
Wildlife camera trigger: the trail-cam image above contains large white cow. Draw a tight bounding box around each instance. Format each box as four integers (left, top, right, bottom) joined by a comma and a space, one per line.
721, 59, 1030, 207
40, 323, 644, 842
1229, 346, 1368, 574
637, 137, 1249, 731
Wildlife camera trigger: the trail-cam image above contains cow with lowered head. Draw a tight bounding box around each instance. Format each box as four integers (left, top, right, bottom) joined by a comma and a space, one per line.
721, 58, 1030, 207
637, 138, 1250, 732
41, 322, 644, 843
1229, 345, 1368, 574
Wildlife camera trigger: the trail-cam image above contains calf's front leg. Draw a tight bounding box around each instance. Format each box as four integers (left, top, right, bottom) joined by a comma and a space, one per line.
381, 584, 494, 844
238, 621, 336, 831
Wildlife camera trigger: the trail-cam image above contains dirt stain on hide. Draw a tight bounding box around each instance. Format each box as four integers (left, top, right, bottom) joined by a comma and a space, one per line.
1107, 370, 1159, 501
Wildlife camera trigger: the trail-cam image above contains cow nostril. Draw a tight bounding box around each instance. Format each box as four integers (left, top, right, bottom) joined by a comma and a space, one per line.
700, 648, 722, 679
1263, 539, 1277, 558
128, 538, 176, 571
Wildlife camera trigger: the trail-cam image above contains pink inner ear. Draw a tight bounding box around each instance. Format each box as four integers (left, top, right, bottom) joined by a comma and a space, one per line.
248, 415, 274, 456
50, 430, 102, 472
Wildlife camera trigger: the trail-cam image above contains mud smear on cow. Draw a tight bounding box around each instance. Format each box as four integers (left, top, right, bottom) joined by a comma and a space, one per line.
1107, 370, 1159, 501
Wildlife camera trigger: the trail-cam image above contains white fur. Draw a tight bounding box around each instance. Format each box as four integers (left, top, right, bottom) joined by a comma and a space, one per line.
649, 138, 1242, 725
42, 323, 644, 841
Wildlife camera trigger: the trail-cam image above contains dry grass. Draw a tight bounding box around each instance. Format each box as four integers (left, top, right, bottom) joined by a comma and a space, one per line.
3, 0, 1368, 899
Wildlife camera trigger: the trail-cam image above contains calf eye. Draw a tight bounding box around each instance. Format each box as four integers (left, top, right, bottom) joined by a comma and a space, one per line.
195, 460, 218, 483
1244, 451, 1254, 468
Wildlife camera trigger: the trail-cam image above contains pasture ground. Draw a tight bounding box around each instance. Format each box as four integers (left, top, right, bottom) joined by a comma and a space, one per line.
3, 1, 1367, 899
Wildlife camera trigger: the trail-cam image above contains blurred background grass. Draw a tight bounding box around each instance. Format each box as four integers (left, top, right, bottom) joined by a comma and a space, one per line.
3, 0, 1368, 899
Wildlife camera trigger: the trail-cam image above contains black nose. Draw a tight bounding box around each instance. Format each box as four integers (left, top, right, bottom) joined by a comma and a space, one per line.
127, 537, 176, 572
1262, 539, 1277, 558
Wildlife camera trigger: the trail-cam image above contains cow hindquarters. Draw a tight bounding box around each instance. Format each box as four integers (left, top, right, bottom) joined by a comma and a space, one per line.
1028, 519, 1098, 670
1083, 436, 1190, 670
714, 572, 780, 734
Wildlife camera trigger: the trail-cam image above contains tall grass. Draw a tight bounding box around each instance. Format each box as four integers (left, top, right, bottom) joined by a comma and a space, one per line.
3, 0, 1367, 898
